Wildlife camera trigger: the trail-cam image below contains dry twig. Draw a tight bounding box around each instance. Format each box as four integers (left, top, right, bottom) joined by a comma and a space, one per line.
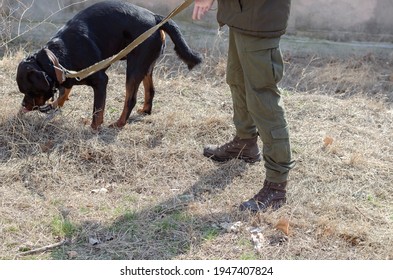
17, 239, 70, 257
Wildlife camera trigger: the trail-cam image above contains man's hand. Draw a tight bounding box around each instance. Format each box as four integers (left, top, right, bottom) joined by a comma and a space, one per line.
192, 0, 214, 20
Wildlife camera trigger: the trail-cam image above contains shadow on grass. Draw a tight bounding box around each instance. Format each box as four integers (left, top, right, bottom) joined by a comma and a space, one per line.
51, 161, 252, 260
1, 113, 257, 259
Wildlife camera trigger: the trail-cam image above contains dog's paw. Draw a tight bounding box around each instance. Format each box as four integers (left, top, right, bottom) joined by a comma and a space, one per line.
137, 108, 151, 115
89, 124, 102, 134
108, 121, 125, 130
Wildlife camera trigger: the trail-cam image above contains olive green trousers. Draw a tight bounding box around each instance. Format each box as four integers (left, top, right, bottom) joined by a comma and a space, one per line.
226, 28, 295, 183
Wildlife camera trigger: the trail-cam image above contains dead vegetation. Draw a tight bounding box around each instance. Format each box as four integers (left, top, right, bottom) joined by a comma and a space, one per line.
0, 44, 392, 260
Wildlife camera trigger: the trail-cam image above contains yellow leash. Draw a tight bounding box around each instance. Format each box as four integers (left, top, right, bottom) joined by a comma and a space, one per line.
62, 0, 194, 81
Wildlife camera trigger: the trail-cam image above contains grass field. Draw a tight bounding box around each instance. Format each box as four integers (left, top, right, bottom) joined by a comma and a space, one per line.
1, 43, 392, 260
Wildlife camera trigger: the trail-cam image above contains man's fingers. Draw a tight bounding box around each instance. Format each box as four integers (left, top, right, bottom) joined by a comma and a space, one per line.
198, 7, 205, 20
192, 5, 210, 20
192, 6, 199, 20
193, 7, 204, 20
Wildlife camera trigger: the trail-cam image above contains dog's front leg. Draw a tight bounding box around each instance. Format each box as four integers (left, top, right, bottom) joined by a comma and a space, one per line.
92, 90, 106, 130
91, 74, 108, 130
51, 87, 72, 109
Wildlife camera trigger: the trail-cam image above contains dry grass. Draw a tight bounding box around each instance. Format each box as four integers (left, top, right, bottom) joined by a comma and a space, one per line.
0, 45, 392, 260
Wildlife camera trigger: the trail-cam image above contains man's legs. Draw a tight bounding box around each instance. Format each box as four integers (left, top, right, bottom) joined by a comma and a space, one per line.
204, 29, 295, 211
232, 30, 295, 211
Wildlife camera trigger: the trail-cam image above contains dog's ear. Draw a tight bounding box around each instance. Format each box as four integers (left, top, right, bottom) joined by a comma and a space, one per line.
27, 69, 51, 92
36, 49, 51, 65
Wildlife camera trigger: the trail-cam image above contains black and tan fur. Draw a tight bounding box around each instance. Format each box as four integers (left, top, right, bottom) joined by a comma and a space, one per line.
16, 1, 202, 129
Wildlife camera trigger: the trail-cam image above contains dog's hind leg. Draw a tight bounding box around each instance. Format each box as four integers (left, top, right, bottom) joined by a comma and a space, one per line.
111, 74, 143, 128
137, 31, 164, 116
137, 71, 155, 115
112, 33, 163, 128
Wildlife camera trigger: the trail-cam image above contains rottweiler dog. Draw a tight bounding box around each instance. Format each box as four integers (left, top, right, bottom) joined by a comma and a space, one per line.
16, 1, 202, 129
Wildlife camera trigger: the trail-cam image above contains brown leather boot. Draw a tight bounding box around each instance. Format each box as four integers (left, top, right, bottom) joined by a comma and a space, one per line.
239, 180, 287, 212
203, 136, 261, 163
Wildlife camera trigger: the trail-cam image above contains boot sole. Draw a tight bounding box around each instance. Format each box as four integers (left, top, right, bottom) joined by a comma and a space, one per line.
239, 199, 286, 212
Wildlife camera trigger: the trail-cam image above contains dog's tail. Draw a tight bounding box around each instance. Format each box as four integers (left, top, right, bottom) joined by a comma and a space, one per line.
156, 15, 202, 70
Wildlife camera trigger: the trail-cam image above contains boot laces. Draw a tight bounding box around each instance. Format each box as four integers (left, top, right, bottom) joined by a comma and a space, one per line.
253, 181, 286, 207
253, 185, 270, 201
217, 137, 243, 152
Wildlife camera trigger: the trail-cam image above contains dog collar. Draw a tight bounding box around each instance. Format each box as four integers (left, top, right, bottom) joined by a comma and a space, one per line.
44, 48, 66, 85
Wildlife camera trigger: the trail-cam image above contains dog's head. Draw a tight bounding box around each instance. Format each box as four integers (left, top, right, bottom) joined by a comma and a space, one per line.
16, 51, 56, 112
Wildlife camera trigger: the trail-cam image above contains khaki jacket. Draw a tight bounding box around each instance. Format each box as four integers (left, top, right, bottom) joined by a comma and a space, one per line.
217, 0, 291, 38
